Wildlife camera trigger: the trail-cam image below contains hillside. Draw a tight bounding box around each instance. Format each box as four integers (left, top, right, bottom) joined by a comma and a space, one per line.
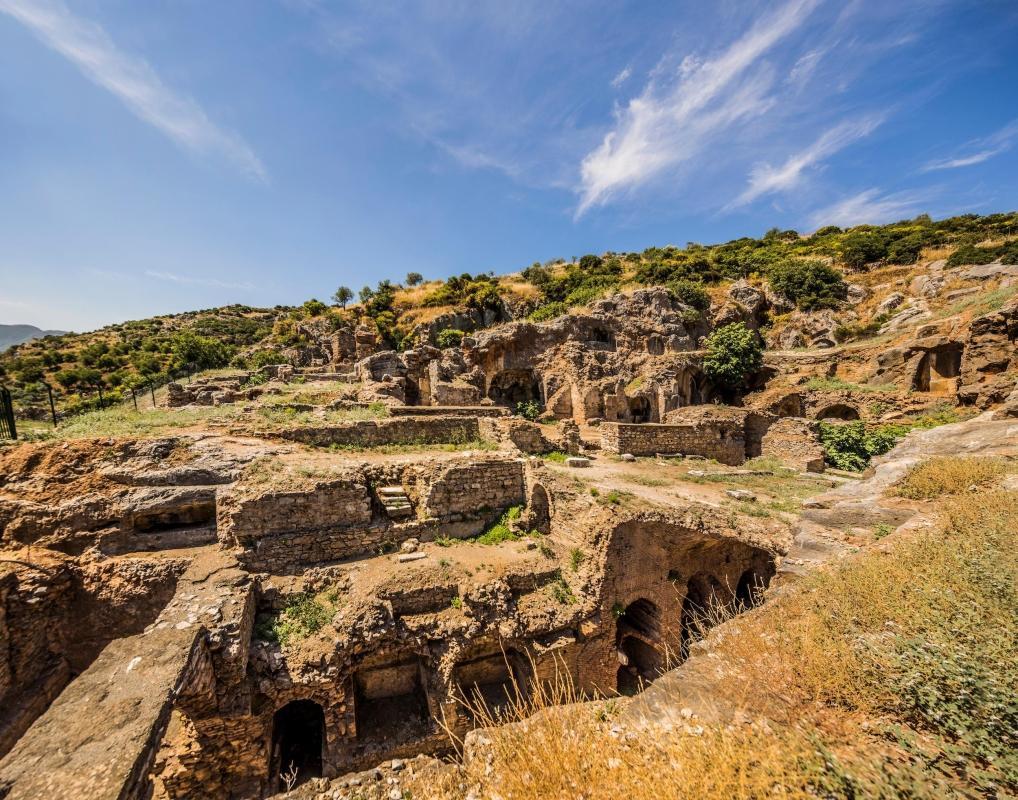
2, 211, 1016, 418
0, 324, 67, 353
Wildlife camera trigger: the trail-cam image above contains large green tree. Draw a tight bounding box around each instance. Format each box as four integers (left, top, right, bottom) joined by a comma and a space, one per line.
702, 322, 763, 388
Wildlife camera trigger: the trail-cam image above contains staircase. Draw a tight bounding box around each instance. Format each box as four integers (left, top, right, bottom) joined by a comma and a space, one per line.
377, 486, 414, 519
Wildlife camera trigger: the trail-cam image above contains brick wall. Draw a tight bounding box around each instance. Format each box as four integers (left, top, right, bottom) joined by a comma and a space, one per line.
600, 422, 745, 465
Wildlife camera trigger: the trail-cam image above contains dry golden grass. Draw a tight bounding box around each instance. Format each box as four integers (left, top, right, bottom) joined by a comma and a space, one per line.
894, 455, 1009, 499
410, 464, 1018, 799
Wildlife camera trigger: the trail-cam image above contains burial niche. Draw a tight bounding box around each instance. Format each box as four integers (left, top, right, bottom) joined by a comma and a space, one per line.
454, 649, 531, 721
270, 699, 324, 791
353, 657, 431, 744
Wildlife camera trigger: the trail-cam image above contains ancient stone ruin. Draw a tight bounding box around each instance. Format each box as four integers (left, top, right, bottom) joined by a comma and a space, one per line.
1, 281, 1016, 799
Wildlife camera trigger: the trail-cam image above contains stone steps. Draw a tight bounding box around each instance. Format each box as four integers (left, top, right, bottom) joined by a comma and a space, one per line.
377, 486, 414, 519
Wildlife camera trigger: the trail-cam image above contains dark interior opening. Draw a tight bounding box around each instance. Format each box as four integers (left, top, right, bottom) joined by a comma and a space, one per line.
680, 573, 724, 659
404, 378, 421, 406
133, 501, 215, 533
488, 369, 540, 408
615, 598, 662, 695
774, 394, 804, 417
270, 699, 324, 791
354, 659, 431, 744
735, 569, 763, 611
628, 396, 651, 423
814, 403, 860, 421
455, 650, 530, 721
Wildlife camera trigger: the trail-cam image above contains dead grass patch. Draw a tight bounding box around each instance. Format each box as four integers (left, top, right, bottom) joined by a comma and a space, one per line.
893, 456, 1009, 499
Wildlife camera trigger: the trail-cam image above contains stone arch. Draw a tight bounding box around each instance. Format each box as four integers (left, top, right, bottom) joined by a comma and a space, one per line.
735, 568, 765, 611
270, 699, 325, 791
773, 393, 804, 418
679, 573, 725, 660
615, 598, 663, 694
488, 369, 540, 408
815, 403, 860, 421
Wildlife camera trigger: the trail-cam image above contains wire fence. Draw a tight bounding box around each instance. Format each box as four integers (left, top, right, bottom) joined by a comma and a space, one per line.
2, 362, 199, 439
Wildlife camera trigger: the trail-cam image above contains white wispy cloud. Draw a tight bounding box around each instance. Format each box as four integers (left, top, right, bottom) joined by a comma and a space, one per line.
786, 46, 826, 88
576, 0, 820, 216
808, 188, 929, 229
610, 66, 632, 89
729, 114, 884, 208
145, 270, 255, 291
0, 0, 266, 181
921, 119, 1018, 172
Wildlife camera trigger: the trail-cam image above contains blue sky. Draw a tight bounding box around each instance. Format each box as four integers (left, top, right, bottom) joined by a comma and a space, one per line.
1, 0, 1016, 332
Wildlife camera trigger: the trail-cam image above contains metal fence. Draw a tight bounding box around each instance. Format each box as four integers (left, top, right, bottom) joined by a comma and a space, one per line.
0, 386, 16, 440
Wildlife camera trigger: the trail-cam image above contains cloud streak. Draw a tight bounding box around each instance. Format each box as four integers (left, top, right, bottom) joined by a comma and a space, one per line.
730, 114, 884, 208
922, 119, 1018, 171
808, 188, 929, 229
145, 270, 255, 291
576, 0, 820, 216
0, 0, 266, 181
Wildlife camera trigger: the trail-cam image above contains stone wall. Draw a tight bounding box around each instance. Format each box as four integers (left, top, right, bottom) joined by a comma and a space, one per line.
478, 417, 558, 454
273, 416, 481, 448
220, 457, 527, 571
600, 422, 745, 465
760, 417, 825, 472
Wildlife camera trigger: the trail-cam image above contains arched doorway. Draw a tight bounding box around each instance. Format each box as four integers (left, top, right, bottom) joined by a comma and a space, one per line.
680, 574, 724, 660
734, 569, 764, 611
615, 598, 662, 695
815, 404, 860, 421
270, 700, 325, 791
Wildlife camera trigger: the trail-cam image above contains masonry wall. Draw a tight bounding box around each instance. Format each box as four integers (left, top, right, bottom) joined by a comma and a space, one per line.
600, 422, 745, 465
274, 416, 480, 448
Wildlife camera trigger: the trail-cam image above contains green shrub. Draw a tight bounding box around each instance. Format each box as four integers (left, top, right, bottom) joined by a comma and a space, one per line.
946, 244, 1001, 268
818, 421, 908, 471
767, 260, 847, 311
668, 279, 711, 311
839, 230, 888, 269
515, 400, 542, 421
436, 328, 465, 348
702, 323, 763, 388
529, 302, 568, 322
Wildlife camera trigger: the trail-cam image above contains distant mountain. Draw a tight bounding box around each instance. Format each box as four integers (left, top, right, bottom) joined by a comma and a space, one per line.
0, 324, 68, 352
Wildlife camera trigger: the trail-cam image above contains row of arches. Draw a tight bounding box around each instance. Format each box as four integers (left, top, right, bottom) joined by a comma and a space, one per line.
615, 568, 765, 695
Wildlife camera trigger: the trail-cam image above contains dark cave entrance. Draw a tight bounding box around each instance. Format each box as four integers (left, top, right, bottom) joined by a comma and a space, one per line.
679, 573, 725, 660
628, 396, 651, 423
353, 658, 432, 744
270, 699, 324, 791
735, 569, 764, 611
488, 369, 540, 408
815, 403, 860, 421
455, 649, 531, 721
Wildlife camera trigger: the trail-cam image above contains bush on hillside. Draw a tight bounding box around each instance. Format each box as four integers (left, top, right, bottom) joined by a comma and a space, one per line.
668, 279, 711, 311
702, 323, 763, 388
436, 328, 464, 348
766, 260, 847, 311
171, 330, 233, 370
839, 230, 888, 269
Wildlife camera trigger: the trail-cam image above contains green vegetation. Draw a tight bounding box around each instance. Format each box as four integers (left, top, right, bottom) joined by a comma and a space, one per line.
569, 548, 585, 571
436, 328, 465, 348
543, 451, 568, 463
255, 588, 341, 647
550, 573, 577, 604
818, 421, 905, 471
766, 259, 847, 310
702, 323, 763, 389
667, 279, 711, 311
474, 505, 524, 544
515, 400, 542, 421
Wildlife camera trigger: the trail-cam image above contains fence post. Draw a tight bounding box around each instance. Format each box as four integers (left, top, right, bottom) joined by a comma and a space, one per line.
0, 386, 16, 440
150, 383, 156, 407
131, 388, 138, 411
44, 383, 57, 426
96, 384, 105, 410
